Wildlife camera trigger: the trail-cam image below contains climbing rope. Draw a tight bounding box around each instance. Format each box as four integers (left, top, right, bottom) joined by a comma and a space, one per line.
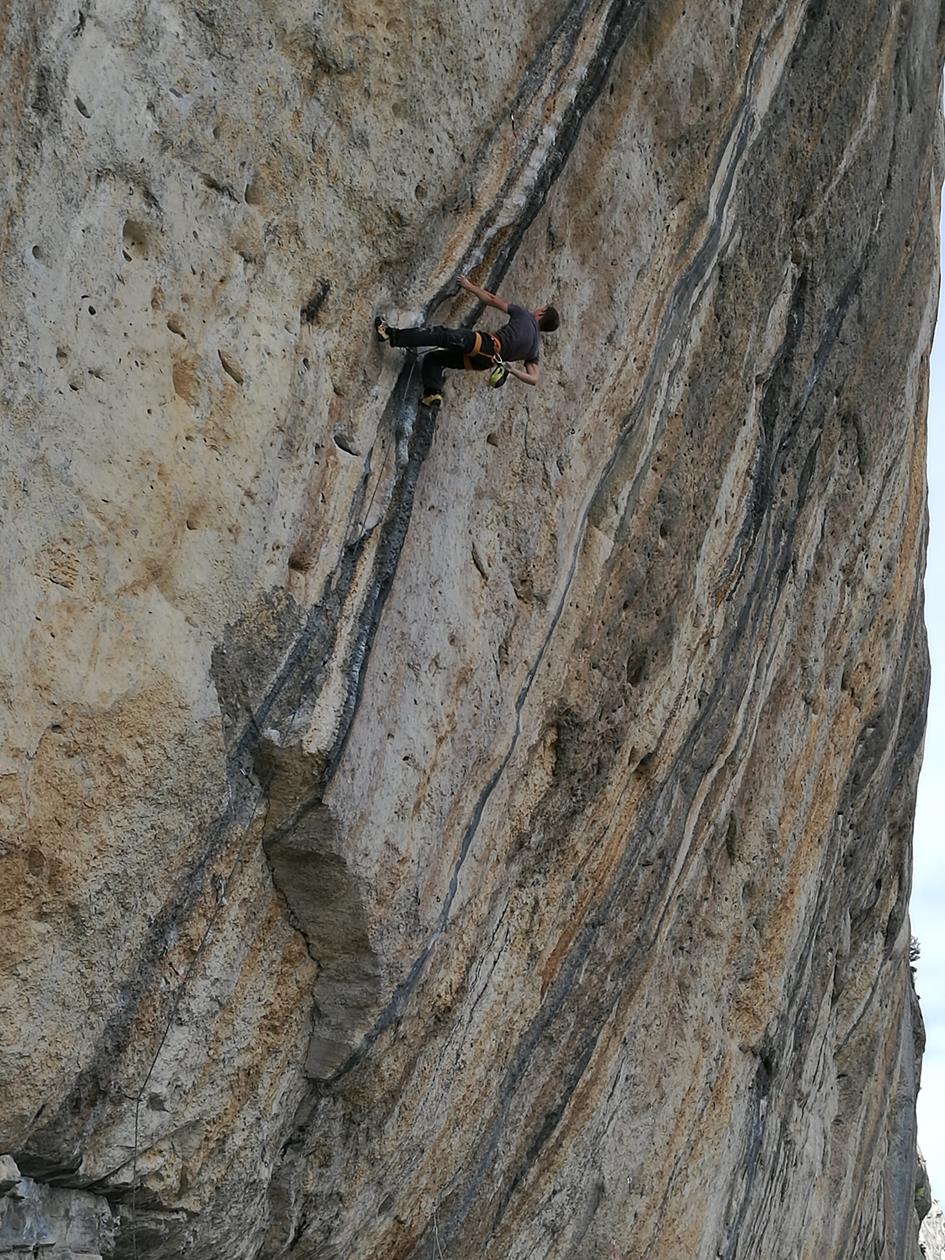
432, 1204, 446, 1260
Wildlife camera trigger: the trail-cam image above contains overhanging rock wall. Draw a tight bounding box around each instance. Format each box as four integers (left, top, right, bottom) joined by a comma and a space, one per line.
1, 1, 942, 1257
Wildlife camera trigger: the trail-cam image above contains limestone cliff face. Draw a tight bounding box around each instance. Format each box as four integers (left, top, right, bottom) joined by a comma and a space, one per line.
922, 1197, 945, 1260
1, 1, 942, 1257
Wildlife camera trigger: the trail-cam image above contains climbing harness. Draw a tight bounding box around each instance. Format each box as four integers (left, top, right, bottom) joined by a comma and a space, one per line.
463, 331, 508, 388
461, 330, 492, 368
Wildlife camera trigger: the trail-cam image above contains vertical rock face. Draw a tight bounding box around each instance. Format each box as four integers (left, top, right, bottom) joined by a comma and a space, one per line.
1, 1, 942, 1257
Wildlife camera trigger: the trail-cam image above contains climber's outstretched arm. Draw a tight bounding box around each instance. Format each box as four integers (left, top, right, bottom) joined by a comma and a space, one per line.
458, 274, 509, 314
507, 361, 540, 387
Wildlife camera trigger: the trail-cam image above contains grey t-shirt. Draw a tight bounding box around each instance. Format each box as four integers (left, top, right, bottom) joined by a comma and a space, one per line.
497, 303, 540, 364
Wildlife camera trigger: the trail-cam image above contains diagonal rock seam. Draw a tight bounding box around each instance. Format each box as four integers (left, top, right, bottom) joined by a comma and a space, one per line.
15, 0, 650, 1196
2, 0, 940, 1254
41, 0, 878, 1226
312, 0, 811, 1087
262, 1, 862, 1246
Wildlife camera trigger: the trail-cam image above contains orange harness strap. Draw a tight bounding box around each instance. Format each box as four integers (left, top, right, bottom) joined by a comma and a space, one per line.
462, 331, 482, 370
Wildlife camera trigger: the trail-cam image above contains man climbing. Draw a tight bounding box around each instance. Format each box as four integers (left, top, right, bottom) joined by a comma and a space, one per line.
374, 275, 559, 407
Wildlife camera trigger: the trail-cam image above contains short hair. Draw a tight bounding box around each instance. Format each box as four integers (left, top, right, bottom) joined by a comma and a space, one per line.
539, 305, 560, 333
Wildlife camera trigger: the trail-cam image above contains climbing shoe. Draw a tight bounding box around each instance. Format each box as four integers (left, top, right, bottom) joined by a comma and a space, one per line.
421, 391, 443, 408
374, 316, 392, 343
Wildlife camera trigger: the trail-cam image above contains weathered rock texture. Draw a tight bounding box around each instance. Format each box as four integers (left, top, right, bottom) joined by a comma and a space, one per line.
0, 1156, 117, 1259
921, 1196, 945, 1260
1, 0, 942, 1257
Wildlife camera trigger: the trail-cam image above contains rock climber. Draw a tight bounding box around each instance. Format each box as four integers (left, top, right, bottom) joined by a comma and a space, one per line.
374, 274, 559, 407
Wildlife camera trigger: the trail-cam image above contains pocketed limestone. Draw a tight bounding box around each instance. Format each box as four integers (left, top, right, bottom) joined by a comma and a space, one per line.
0, 1, 942, 1257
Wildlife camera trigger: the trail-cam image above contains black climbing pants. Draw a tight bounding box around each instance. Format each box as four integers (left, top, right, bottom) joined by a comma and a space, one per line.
388, 324, 494, 393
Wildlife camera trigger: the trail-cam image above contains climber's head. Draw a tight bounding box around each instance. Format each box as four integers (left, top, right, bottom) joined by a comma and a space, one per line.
536, 305, 560, 333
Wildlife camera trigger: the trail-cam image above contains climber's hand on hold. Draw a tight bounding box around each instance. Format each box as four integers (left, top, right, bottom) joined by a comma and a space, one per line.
459, 274, 509, 314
